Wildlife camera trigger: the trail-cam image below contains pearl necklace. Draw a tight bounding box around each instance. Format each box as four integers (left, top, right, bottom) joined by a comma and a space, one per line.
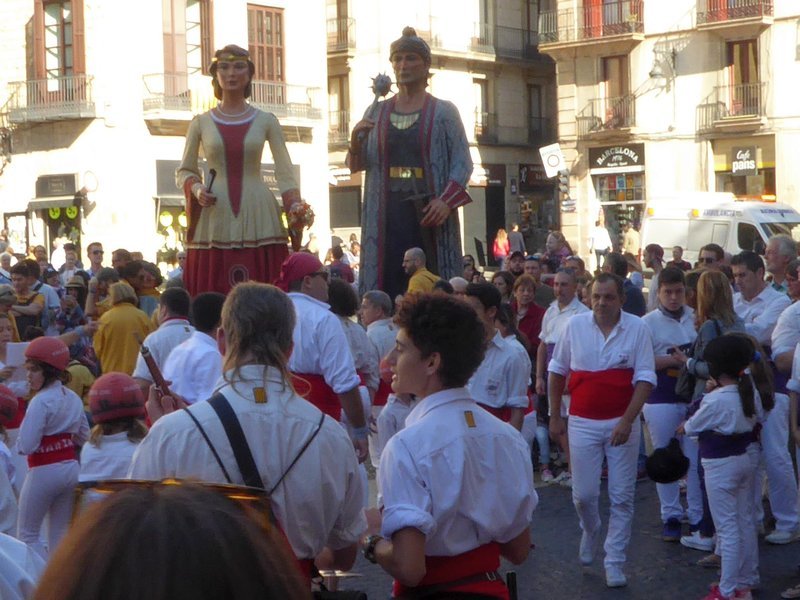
216, 104, 251, 118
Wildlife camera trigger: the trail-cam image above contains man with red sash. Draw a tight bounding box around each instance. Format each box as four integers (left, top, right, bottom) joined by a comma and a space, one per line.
275, 252, 368, 461
548, 272, 655, 588
362, 293, 536, 599
464, 283, 530, 430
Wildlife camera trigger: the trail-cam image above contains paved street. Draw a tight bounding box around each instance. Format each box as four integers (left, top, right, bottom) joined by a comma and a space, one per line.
337, 479, 800, 599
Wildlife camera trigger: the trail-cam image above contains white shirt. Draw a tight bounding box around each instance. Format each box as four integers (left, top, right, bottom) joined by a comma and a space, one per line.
0, 533, 45, 600
646, 271, 660, 313
79, 432, 140, 481
641, 306, 697, 356
129, 365, 366, 559
549, 311, 657, 386
131, 318, 194, 383
376, 395, 418, 461
771, 301, 800, 358
684, 385, 760, 437
589, 225, 613, 252
734, 285, 791, 346
467, 331, 530, 409
366, 317, 397, 363
59, 267, 78, 287
786, 343, 800, 394
0, 443, 16, 536
539, 296, 590, 345
338, 317, 380, 393
162, 331, 222, 405
17, 382, 88, 456
379, 387, 537, 555
287, 293, 360, 394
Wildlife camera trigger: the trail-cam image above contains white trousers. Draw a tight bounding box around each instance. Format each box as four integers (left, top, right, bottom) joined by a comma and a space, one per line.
569, 415, 640, 569
682, 435, 704, 526
754, 394, 798, 532
643, 403, 702, 523
17, 460, 79, 559
703, 452, 758, 598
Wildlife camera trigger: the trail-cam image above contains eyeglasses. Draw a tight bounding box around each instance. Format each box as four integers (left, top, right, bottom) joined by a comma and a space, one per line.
699, 257, 716, 264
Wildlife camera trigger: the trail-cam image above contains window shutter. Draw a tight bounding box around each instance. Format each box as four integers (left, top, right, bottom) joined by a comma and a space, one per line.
73, 0, 86, 74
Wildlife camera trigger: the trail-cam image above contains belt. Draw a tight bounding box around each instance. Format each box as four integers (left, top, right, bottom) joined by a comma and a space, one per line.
389, 167, 424, 179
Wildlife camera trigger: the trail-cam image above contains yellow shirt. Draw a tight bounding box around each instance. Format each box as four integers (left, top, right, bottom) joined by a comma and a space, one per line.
66, 361, 96, 408
94, 302, 153, 375
407, 268, 440, 295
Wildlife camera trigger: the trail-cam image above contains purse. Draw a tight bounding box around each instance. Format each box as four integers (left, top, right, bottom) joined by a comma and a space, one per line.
674, 318, 722, 401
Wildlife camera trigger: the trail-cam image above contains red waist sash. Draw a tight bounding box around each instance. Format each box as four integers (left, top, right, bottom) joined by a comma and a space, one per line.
568, 368, 634, 420
393, 542, 507, 599
374, 379, 392, 407
28, 433, 76, 468
477, 403, 512, 423
291, 373, 341, 420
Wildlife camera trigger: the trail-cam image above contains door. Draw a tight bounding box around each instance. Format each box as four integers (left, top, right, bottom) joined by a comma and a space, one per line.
726, 40, 758, 116
485, 187, 505, 267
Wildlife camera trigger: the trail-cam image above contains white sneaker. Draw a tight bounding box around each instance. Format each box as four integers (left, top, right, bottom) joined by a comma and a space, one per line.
766, 528, 800, 545
555, 472, 572, 488
541, 468, 555, 483
605, 565, 627, 588
680, 531, 715, 552
579, 528, 601, 566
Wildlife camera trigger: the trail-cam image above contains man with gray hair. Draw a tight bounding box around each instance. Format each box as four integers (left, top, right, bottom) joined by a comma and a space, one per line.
765, 233, 797, 294
403, 247, 438, 294
449, 276, 468, 295
0, 254, 12, 285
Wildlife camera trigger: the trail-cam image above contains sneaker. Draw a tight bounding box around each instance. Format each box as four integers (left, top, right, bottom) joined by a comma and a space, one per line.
701, 584, 730, 600
540, 468, 555, 483
697, 553, 722, 569
766, 528, 800, 545
681, 531, 715, 552
605, 565, 627, 588
782, 583, 800, 599
557, 472, 572, 488
663, 518, 682, 542
579, 528, 601, 566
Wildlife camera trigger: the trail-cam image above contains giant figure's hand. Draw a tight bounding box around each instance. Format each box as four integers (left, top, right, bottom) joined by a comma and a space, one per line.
195, 185, 217, 207
420, 197, 451, 227
349, 119, 375, 154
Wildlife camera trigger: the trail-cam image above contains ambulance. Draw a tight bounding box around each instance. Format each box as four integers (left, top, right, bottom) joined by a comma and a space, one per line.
640, 193, 800, 265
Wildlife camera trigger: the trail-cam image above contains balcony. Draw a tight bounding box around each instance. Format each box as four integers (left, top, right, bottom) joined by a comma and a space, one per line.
538, 0, 644, 57
329, 110, 350, 147
528, 116, 556, 145
697, 0, 773, 38
697, 82, 766, 134
327, 17, 355, 53
576, 95, 636, 140
475, 111, 542, 147
494, 25, 551, 63
6, 75, 96, 123
416, 18, 495, 58
142, 73, 321, 136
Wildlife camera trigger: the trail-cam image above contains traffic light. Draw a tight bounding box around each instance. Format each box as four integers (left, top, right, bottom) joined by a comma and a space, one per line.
557, 169, 570, 199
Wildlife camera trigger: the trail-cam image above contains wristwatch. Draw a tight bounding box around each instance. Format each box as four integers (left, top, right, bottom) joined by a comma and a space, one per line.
362, 534, 383, 564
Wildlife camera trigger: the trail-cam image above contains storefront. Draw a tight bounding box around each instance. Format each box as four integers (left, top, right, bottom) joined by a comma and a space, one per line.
469, 164, 507, 267
518, 163, 557, 254
24, 173, 84, 258
712, 136, 775, 199
589, 143, 645, 249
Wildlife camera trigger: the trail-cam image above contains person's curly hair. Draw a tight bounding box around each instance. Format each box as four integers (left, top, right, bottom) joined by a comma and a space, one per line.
394, 293, 486, 387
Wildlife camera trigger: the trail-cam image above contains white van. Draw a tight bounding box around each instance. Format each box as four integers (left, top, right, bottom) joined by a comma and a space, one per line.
640, 195, 800, 265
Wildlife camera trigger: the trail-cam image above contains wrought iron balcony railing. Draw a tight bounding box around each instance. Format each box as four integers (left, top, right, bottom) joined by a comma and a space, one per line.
6, 74, 96, 123
576, 94, 635, 138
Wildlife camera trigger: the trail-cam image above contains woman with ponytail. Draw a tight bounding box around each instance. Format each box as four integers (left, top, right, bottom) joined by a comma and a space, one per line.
681, 334, 765, 600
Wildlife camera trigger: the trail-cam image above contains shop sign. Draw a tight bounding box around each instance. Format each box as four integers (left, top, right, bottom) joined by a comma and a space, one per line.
470, 164, 506, 187
731, 146, 757, 177
589, 144, 645, 170
560, 198, 577, 213
518, 164, 548, 192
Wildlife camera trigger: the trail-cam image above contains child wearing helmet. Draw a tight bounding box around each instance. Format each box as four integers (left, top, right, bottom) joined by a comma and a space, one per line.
17, 336, 89, 558
79, 373, 147, 482
0, 385, 19, 535
680, 334, 769, 600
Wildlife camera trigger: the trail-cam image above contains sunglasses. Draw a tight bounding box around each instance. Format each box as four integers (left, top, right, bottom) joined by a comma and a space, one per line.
91, 250, 104, 255
698, 257, 716, 264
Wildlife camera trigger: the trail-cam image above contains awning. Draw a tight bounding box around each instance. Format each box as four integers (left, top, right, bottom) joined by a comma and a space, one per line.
27, 195, 75, 211
154, 195, 185, 208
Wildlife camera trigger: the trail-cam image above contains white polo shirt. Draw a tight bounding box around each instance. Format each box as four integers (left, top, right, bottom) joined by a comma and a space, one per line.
129, 365, 366, 560
162, 331, 223, 405
734, 285, 791, 347
287, 293, 360, 394
467, 331, 530, 409
641, 306, 696, 356
539, 295, 590, 345
549, 311, 656, 386
131, 318, 194, 383
380, 387, 537, 555
771, 301, 800, 358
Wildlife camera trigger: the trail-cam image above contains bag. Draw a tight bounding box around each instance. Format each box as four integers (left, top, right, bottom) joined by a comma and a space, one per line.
674, 319, 722, 401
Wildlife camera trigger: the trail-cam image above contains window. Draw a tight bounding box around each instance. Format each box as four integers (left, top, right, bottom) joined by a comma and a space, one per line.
33, 1, 85, 81
248, 5, 284, 82
162, 0, 214, 77
528, 84, 544, 141
328, 75, 349, 140
601, 55, 630, 127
